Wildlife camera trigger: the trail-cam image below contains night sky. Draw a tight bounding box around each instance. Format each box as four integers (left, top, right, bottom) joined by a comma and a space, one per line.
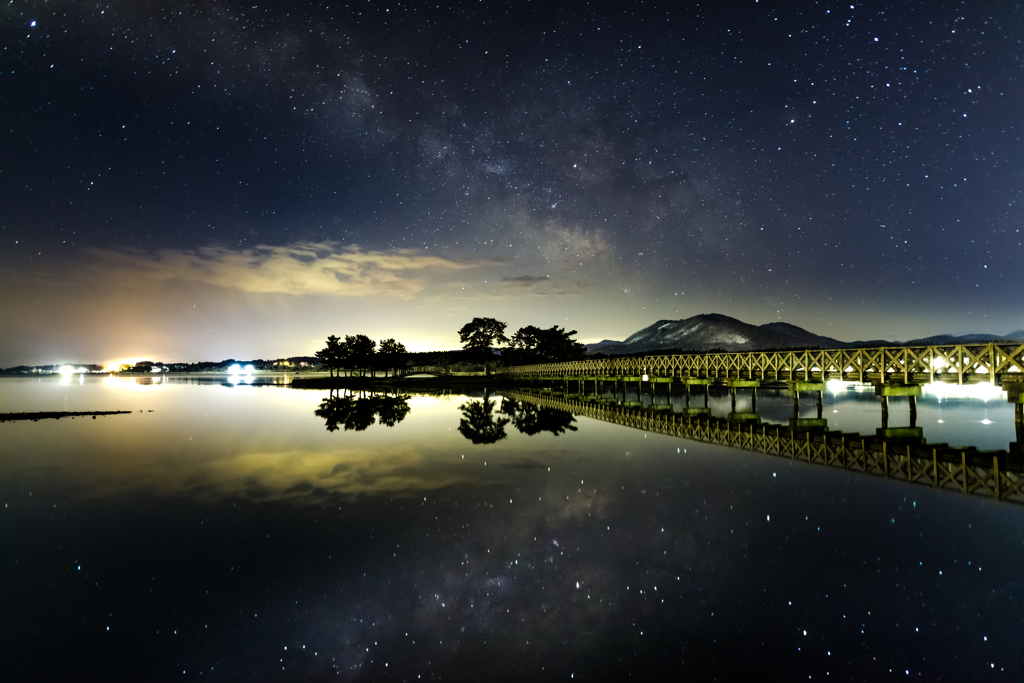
2, 0, 1022, 366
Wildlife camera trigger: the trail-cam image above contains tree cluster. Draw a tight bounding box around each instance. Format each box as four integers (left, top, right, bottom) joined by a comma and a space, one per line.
315, 335, 408, 378
457, 317, 586, 367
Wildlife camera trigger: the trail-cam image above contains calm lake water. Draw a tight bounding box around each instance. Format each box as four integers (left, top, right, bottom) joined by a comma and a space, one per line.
1, 375, 1022, 681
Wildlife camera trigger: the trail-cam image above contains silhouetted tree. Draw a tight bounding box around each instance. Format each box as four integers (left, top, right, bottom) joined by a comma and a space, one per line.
458, 317, 509, 372
377, 338, 409, 378
344, 334, 377, 377
315, 335, 344, 377
508, 325, 586, 363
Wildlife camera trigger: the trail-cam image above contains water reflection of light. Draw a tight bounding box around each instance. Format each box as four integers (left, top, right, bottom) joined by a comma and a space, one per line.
102, 375, 166, 390
922, 382, 1004, 402
981, 419, 993, 425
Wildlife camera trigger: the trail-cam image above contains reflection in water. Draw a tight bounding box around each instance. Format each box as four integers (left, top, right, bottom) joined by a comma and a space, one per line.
4, 378, 1024, 680
315, 391, 411, 432
457, 395, 510, 444
505, 388, 1024, 504
456, 393, 579, 443
500, 396, 578, 436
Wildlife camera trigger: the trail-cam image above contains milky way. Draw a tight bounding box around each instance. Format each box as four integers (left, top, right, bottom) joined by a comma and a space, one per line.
1, 1, 1022, 363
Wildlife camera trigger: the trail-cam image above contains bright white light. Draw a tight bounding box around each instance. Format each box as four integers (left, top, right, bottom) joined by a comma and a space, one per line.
930, 357, 947, 370
922, 382, 1003, 403
228, 364, 242, 374
826, 380, 857, 394
150, 367, 162, 373
58, 365, 75, 376
244, 364, 255, 373
981, 419, 993, 425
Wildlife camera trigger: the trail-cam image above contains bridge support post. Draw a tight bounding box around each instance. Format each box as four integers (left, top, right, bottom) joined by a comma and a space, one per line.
881, 396, 889, 429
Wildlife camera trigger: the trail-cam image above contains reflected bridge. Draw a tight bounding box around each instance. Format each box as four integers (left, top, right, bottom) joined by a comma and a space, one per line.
503, 387, 1024, 506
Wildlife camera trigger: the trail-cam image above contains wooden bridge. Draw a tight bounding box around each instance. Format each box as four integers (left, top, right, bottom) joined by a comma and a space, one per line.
497, 342, 1024, 387
497, 343, 1024, 428
503, 388, 1024, 505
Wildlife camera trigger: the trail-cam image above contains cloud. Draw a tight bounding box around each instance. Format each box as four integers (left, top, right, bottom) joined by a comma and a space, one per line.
79, 242, 485, 298
501, 275, 549, 287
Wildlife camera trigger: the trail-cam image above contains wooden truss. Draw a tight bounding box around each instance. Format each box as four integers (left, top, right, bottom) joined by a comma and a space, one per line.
500, 343, 1024, 386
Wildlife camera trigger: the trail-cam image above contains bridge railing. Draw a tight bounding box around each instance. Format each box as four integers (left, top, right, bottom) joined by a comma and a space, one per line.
497, 343, 1024, 386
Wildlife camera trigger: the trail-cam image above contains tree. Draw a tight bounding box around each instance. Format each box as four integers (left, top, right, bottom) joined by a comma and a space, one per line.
508, 325, 586, 363
315, 335, 343, 377
344, 334, 377, 377
458, 317, 509, 371
377, 338, 408, 378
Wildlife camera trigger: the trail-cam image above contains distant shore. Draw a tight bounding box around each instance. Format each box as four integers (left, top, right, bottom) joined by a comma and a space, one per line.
0, 410, 134, 422
289, 374, 520, 392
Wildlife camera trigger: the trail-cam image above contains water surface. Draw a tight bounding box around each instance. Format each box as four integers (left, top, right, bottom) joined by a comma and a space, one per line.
1, 376, 1021, 681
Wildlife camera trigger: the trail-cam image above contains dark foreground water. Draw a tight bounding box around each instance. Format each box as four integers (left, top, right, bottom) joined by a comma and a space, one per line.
1, 376, 1021, 681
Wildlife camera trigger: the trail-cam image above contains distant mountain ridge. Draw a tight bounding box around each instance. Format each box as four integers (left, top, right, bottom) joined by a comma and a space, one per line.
585, 314, 1024, 355
586, 313, 843, 354
903, 331, 1024, 345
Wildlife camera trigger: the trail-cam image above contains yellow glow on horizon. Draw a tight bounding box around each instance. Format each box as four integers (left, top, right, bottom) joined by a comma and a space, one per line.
102, 357, 155, 372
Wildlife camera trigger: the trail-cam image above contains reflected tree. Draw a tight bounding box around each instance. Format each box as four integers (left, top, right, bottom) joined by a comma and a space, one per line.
315, 392, 411, 432
376, 395, 412, 427
457, 396, 510, 444
500, 398, 578, 436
